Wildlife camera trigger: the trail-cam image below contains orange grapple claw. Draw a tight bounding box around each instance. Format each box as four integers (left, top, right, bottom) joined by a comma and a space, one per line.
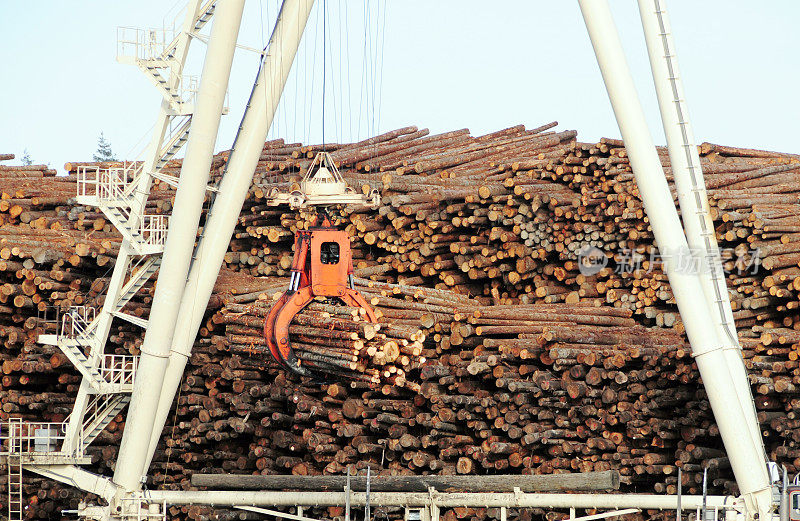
263, 213, 377, 377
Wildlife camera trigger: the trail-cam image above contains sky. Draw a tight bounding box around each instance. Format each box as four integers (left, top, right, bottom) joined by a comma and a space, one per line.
0, 1, 798, 173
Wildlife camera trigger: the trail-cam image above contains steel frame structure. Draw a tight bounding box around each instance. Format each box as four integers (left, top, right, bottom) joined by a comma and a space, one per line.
0, 1, 781, 520
32, 0, 220, 465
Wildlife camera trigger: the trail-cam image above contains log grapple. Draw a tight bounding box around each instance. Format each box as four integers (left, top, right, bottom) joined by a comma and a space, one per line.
263, 212, 377, 375
263, 152, 379, 376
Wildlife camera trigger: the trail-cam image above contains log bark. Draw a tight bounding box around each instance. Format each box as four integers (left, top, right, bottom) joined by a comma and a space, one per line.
192, 470, 621, 492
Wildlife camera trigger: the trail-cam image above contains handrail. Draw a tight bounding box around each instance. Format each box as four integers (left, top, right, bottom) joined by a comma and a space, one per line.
82, 394, 123, 434
76, 166, 101, 198
77, 166, 134, 205
37, 306, 61, 335
117, 26, 177, 63
60, 306, 96, 340
100, 355, 138, 386
1, 420, 83, 458
141, 215, 168, 247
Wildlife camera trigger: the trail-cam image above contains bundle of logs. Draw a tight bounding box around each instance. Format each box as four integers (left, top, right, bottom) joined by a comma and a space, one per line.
223, 297, 425, 386
1, 123, 800, 521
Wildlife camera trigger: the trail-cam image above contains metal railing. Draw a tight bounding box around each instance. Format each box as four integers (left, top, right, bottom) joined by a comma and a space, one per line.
78, 394, 128, 449
176, 74, 199, 108
59, 306, 96, 340
36, 306, 61, 334
118, 163, 145, 198
76, 165, 101, 199
75, 165, 169, 250
158, 115, 192, 162
0, 420, 83, 458
171, 75, 230, 114
100, 167, 131, 202
82, 394, 119, 432
127, 255, 156, 285
77, 165, 141, 202
99, 355, 138, 387
36, 306, 60, 324
117, 26, 177, 63
141, 214, 168, 247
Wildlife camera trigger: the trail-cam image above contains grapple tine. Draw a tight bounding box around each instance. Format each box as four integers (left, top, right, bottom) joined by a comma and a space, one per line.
264, 292, 291, 369
341, 289, 378, 323
271, 286, 314, 376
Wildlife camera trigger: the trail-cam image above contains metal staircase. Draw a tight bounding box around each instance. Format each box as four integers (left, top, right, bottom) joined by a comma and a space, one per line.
116, 256, 163, 309
193, 1, 217, 32
52, 0, 217, 449
10, 3, 223, 511
39, 308, 138, 394
75, 166, 168, 255
157, 117, 192, 168
80, 394, 131, 447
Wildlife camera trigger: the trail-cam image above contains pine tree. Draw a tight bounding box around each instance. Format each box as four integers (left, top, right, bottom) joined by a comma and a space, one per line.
21, 149, 32, 166
93, 132, 116, 162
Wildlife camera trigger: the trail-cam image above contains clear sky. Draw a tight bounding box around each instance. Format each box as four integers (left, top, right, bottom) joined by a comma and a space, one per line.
1, 1, 798, 173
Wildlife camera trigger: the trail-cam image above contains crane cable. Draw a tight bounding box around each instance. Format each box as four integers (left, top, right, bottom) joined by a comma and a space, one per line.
161, 373, 185, 486
343, 1, 352, 142
367, 1, 387, 189
322, 0, 326, 149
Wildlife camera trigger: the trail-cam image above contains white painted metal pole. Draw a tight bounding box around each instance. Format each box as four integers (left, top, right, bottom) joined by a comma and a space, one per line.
145, 490, 738, 511
113, 0, 245, 492
576, 1, 772, 519
637, 0, 769, 486
27, 465, 119, 503
142, 0, 316, 472
637, 0, 739, 345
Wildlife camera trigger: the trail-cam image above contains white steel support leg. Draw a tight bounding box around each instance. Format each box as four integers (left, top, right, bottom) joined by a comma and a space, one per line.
143, 0, 316, 471
113, 0, 246, 491
637, 0, 769, 491
639, 0, 738, 347
62, 384, 91, 454
576, 1, 772, 519
26, 465, 119, 503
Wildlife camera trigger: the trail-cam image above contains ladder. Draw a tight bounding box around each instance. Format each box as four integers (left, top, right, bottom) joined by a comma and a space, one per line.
6, 418, 23, 521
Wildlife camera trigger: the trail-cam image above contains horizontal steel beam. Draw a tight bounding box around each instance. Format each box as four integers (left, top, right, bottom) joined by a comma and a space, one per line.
145, 490, 740, 511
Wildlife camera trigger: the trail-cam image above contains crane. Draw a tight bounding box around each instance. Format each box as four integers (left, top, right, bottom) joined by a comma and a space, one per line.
0, 0, 791, 520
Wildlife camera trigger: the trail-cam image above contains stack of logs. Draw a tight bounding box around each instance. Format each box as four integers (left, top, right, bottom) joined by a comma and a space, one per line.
1, 123, 800, 520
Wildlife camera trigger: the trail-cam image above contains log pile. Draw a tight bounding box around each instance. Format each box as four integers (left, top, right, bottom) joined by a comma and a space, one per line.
206, 283, 702, 487
1, 123, 800, 521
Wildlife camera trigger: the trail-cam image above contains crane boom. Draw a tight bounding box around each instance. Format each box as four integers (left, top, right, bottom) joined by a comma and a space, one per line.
141, 0, 316, 474
578, 1, 773, 519
112, 0, 246, 492
637, 0, 771, 499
